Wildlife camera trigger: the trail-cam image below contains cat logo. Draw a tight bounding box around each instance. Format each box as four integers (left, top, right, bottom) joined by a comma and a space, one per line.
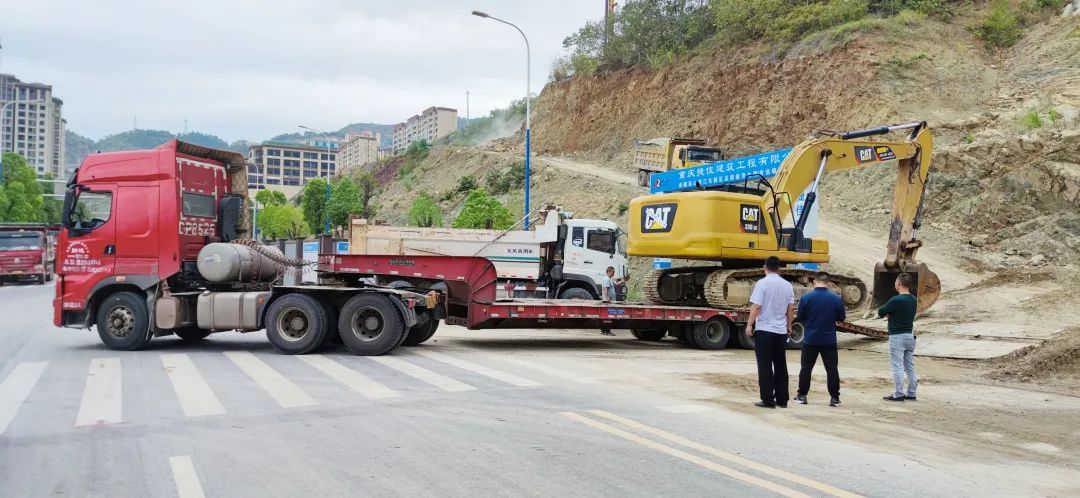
641, 203, 678, 233
855, 146, 876, 163
740, 203, 762, 233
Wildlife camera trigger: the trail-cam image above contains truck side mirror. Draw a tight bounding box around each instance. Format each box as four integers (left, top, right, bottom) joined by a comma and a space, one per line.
61, 188, 76, 228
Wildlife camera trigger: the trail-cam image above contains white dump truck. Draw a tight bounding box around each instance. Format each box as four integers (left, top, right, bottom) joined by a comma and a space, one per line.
348, 206, 627, 300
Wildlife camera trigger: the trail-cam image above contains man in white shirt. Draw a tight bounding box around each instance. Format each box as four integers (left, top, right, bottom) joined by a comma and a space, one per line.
745, 256, 795, 408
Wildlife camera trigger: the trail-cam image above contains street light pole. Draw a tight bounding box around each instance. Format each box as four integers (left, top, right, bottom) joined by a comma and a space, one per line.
299, 125, 332, 235
472, 10, 531, 228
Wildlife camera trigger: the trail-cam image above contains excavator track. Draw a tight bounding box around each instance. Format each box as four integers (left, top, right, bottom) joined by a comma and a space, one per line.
644, 266, 869, 312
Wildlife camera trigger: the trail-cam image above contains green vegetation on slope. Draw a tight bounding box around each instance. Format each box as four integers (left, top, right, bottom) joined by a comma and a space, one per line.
438, 98, 528, 147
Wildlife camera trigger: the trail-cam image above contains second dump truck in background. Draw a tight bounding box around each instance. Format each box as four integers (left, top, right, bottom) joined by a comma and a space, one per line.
634, 137, 724, 187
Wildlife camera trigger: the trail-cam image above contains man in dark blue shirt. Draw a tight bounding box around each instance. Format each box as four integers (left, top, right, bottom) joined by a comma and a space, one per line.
794, 272, 847, 407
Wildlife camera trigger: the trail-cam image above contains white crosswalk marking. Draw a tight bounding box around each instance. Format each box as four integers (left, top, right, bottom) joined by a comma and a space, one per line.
161, 354, 226, 418
298, 356, 399, 400
487, 355, 597, 384
0, 361, 48, 435
369, 356, 476, 392
412, 351, 542, 387
224, 352, 316, 408
169, 455, 207, 498
76, 358, 122, 427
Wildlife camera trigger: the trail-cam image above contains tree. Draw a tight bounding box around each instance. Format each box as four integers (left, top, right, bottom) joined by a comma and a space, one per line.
354, 172, 378, 219
300, 178, 329, 234
452, 188, 515, 230
0, 152, 45, 222
409, 193, 443, 227
255, 189, 287, 207
327, 177, 366, 231
258, 204, 310, 240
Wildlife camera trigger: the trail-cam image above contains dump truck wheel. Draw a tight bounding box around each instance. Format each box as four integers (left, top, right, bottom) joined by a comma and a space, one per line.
174, 328, 211, 342
338, 294, 405, 355
630, 328, 666, 341
95, 291, 153, 351
689, 317, 731, 350
402, 311, 439, 346
786, 322, 805, 350
559, 287, 595, 300
637, 170, 649, 187
266, 294, 330, 355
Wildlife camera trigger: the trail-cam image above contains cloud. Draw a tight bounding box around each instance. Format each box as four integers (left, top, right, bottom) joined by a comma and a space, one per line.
0, 0, 595, 141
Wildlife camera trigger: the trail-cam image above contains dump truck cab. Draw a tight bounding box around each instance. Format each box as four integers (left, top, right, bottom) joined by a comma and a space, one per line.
634, 137, 724, 187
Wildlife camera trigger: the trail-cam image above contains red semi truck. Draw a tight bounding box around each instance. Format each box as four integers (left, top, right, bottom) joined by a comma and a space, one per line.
53, 140, 879, 355
0, 223, 55, 284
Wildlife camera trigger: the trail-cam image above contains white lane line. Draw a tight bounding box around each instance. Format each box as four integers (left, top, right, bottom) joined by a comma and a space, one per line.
487, 355, 597, 384
224, 352, 316, 408
298, 356, 399, 400
75, 358, 122, 427
368, 356, 476, 392
656, 404, 714, 414
169, 455, 207, 498
0, 361, 48, 435
161, 354, 226, 418
412, 351, 542, 387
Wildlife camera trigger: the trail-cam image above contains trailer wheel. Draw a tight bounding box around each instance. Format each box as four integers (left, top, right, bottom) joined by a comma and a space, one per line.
736, 326, 756, 349
689, 317, 731, 350
403, 311, 439, 346
338, 294, 406, 355
630, 328, 666, 341
265, 294, 330, 355
95, 291, 153, 351
786, 322, 805, 350
174, 328, 211, 342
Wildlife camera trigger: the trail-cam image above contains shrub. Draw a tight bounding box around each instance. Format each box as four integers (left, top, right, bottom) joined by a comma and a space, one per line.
485, 162, 526, 196
765, 0, 869, 42
1020, 108, 1043, 131
976, 0, 1024, 49
409, 193, 443, 227
964, 132, 975, 144
1047, 107, 1062, 123
456, 175, 477, 194
452, 188, 515, 230
617, 202, 630, 216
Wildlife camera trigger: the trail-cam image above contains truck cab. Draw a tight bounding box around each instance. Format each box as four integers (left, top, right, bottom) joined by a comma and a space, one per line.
559, 217, 627, 299
634, 137, 724, 187
54, 140, 248, 346
0, 224, 53, 284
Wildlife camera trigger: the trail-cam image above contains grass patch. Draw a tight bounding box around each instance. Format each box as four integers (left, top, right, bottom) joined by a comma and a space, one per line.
975, 0, 1024, 49
1020, 108, 1043, 131
964, 132, 976, 144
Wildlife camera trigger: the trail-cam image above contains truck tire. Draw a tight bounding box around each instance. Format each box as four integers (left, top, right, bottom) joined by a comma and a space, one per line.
688, 317, 731, 350
265, 294, 331, 355
786, 322, 805, 350
559, 287, 595, 300
95, 291, 153, 351
630, 328, 666, 341
736, 326, 756, 349
337, 294, 406, 355
638, 170, 649, 187
402, 311, 439, 346
174, 328, 212, 342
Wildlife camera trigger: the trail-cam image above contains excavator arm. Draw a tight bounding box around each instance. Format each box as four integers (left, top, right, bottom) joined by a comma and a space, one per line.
767, 122, 939, 311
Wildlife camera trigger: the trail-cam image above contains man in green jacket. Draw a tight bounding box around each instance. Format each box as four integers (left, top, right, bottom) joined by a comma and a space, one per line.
877, 273, 918, 402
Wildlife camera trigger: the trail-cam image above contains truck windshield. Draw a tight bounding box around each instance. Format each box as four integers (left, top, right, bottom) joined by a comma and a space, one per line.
0, 236, 42, 251
686, 148, 722, 162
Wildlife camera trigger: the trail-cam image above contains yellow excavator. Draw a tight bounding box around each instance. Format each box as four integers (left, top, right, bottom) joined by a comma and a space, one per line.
628, 121, 941, 313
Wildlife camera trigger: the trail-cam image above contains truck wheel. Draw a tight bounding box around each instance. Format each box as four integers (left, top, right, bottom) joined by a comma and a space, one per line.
689, 317, 731, 350
637, 170, 648, 187
95, 291, 153, 351
559, 287, 595, 300
174, 328, 211, 342
45, 272, 53, 282
338, 294, 406, 355
265, 294, 330, 355
736, 326, 756, 349
786, 322, 805, 350
630, 328, 666, 341
402, 311, 439, 346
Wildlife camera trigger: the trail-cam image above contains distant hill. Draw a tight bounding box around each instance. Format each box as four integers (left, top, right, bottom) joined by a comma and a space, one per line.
271, 122, 395, 148
65, 129, 248, 170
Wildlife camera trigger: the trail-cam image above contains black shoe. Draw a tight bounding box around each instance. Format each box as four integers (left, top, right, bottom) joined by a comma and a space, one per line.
905, 395, 917, 401
754, 401, 776, 409
776, 402, 788, 408
794, 395, 807, 405
829, 397, 841, 407
600, 331, 615, 336
883, 394, 905, 402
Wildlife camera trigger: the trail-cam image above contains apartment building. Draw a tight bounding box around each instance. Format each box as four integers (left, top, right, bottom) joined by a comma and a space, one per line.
391, 106, 458, 153
0, 73, 65, 178
337, 130, 380, 172
247, 141, 339, 198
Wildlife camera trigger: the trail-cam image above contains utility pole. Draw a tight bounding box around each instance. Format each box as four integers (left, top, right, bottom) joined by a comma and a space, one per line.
466, 91, 470, 128
183, 119, 188, 135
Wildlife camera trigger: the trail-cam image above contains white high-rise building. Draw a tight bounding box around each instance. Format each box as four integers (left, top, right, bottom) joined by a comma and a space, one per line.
0, 73, 65, 178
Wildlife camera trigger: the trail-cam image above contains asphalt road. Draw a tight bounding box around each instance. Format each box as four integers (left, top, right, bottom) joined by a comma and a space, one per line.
1, 283, 984, 497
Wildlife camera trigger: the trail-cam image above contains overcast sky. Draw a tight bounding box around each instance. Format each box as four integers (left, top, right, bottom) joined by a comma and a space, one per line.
0, 0, 601, 142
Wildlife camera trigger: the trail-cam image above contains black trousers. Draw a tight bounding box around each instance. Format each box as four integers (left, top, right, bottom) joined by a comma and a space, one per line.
754, 331, 789, 405
798, 344, 840, 398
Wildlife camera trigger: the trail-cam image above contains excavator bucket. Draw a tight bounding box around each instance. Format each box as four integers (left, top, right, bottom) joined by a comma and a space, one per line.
871, 262, 941, 314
